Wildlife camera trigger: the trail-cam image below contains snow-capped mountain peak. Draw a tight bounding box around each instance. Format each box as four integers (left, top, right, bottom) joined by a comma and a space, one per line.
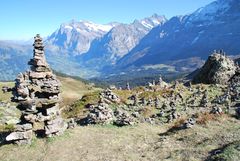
189, 0, 233, 21
47, 20, 118, 55
60, 20, 116, 33
79, 20, 115, 32
137, 14, 167, 29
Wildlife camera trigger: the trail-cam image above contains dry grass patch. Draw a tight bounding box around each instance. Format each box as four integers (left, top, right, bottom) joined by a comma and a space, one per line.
0, 117, 239, 161
196, 112, 224, 125
58, 76, 100, 106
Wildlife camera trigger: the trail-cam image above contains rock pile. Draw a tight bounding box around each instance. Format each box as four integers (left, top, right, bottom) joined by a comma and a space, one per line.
200, 90, 209, 107
192, 51, 236, 85
126, 82, 131, 90
114, 109, 135, 126
158, 76, 168, 88
229, 71, 240, 102
100, 89, 120, 104
6, 124, 33, 145
6, 34, 67, 144
128, 94, 139, 106
86, 103, 114, 125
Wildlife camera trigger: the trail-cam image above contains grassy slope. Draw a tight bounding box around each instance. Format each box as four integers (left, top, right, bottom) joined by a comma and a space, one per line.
0, 78, 239, 161
0, 116, 239, 161
57, 76, 100, 106
0, 82, 14, 102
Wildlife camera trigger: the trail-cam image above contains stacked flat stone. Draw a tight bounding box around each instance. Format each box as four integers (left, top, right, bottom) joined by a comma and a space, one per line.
100, 89, 120, 103
86, 103, 114, 125
6, 34, 66, 144
114, 109, 135, 126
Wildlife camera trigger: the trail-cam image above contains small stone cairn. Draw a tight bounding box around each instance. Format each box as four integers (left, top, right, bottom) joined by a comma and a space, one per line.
114, 109, 135, 126
86, 103, 114, 125
100, 89, 120, 104
6, 34, 67, 145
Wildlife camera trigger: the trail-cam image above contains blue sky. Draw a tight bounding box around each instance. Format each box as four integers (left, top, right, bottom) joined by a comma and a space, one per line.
0, 0, 215, 40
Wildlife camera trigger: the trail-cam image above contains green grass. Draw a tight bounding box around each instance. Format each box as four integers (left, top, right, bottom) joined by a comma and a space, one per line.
0, 124, 15, 132
62, 91, 100, 118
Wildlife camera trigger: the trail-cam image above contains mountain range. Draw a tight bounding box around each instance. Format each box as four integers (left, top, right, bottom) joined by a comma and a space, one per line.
0, 0, 240, 81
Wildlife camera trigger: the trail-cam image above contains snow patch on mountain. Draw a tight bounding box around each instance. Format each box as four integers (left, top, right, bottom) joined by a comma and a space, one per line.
81, 21, 114, 32
190, 0, 231, 21
46, 20, 118, 55
139, 14, 167, 29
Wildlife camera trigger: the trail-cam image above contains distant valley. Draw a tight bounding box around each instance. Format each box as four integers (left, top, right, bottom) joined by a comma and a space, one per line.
1, 0, 240, 82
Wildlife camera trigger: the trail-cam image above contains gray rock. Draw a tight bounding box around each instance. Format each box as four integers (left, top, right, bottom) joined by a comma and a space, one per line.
6, 130, 32, 141
67, 118, 77, 129
45, 117, 67, 137
235, 107, 240, 119
15, 123, 32, 132
183, 118, 196, 129
192, 52, 236, 85
86, 103, 114, 125
210, 106, 223, 115
114, 109, 135, 126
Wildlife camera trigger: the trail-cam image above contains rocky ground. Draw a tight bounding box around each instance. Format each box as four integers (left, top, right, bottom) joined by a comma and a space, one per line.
0, 117, 239, 161
0, 51, 240, 160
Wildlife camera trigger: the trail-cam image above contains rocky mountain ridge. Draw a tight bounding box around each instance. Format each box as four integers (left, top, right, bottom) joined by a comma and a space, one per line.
46, 20, 117, 56
78, 14, 167, 69
115, 0, 240, 72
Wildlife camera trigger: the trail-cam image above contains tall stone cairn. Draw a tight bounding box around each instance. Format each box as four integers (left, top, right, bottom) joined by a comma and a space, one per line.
6, 34, 67, 145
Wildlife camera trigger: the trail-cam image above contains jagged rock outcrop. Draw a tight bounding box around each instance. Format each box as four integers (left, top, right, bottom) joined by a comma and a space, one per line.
5, 34, 67, 144
192, 51, 236, 85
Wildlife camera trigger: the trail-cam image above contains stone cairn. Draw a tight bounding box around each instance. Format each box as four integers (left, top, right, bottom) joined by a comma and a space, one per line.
126, 82, 131, 91
6, 34, 67, 145
86, 103, 114, 125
